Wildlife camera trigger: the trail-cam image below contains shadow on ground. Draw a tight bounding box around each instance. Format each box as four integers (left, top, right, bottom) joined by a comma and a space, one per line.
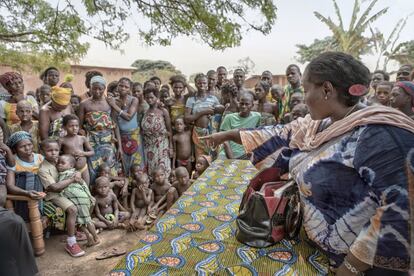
37, 229, 145, 276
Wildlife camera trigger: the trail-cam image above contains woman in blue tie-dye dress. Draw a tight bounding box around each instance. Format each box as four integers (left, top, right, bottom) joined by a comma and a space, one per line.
205, 52, 414, 275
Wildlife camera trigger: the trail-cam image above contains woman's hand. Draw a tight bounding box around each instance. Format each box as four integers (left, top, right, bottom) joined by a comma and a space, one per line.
106, 96, 116, 107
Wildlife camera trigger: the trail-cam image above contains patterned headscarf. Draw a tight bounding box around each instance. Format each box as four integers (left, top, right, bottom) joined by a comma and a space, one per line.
0, 72, 22, 88
90, 75, 106, 87
7, 131, 32, 149
395, 81, 414, 106
51, 86, 71, 105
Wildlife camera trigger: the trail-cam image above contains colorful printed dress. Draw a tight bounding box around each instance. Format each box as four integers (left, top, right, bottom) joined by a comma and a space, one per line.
239, 107, 414, 272
59, 168, 94, 225
117, 96, 145, 175
84, 109, 118, 183
141, 109, 171, 177
11, 153, 44, 221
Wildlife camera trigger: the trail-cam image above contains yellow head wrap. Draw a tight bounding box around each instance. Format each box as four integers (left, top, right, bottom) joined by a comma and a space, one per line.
51, 86, 71, 105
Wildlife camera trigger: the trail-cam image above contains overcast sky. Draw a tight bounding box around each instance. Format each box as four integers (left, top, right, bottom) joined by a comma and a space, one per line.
81, 0, 414, 77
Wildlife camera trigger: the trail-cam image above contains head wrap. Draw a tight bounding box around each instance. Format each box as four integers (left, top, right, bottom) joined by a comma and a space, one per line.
7, 131, 32, 149
90, 75, 106, 87
395, 81, 414, 106
0, 72, 22, 88
51, 86, 71, 106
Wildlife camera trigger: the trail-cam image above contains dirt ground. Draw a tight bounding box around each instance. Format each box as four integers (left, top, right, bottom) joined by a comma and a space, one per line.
36, 229, 146, 276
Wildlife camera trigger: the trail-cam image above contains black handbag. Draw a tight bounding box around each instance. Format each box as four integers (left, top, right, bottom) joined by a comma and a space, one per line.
236, 167, 303, 247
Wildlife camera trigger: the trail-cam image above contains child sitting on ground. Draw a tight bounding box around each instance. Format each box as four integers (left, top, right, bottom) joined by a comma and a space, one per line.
97, 163, 129, 210
57, 154, 99, 247
172, 167, 191, 197
9, 100, 39, 152
130, 173, 154, 230
149, 167, 174, 217
172, 117, 192, 175
60, 114, 94, 185
93, 176, 130, 230
191, 155, 211, 181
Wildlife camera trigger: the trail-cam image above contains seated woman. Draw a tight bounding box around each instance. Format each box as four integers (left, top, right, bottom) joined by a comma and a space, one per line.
0, 150, 39, 276
5, 131, 44, 221
204, 52, 414, 275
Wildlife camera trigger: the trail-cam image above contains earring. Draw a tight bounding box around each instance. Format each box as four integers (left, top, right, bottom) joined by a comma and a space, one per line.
324, 95, 328, 100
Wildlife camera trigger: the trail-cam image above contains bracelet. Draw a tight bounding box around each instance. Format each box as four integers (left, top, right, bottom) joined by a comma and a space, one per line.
343, 259, 364, 275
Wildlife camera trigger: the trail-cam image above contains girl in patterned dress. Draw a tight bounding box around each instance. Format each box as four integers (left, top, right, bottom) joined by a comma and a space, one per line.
141, 87, 172, 178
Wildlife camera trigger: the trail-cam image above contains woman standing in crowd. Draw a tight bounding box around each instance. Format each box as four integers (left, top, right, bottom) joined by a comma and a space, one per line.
390, 81, 414, 119
79, 76, 121, 183
107, 77, 145, 174
0, 72, 38, 126
39, 86, 73, 140
204, 52, 414, 275
184, 73, 224, 159
168, 75, 187, 124
141, 87, 172, 177
40, 67, 60, 87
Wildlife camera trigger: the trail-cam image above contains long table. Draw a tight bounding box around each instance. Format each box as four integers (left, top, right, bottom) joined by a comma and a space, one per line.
110, 159, 330, 275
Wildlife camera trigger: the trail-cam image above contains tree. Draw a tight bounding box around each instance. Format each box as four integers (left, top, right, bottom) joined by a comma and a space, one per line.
0, 0, 277, 71
295, 0, 388, 63
296, 37, 338, 64
131, 59, 183, 84
235, 57, 256, 75
385, 40, 414, 66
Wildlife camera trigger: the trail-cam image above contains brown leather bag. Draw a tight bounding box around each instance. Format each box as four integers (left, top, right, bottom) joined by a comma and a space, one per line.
236, 167, 302, 248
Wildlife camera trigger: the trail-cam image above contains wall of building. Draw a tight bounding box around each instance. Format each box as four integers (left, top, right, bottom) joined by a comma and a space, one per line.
244, 75, 288, 89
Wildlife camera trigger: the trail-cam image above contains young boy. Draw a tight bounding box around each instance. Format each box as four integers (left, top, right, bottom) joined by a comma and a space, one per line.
374, 81, 393, 106
38, 84, 51, 106
93, 176, 130, 230
172, 167, 191, 197
10, 100, 39, 152
57, 154, 99, 247
172, 117, 192, 174
220, 93, 260, 159
130, 173, 154, 230
150, 167, 174, 216
60, 114, 94, 185
97, 163, 129, 210
38, 139, 85, 257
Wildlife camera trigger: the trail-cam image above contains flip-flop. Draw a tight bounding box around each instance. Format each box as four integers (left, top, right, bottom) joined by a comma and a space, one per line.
95, 248, 126, 260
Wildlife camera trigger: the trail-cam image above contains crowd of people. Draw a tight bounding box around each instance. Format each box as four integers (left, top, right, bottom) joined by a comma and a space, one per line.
0, 53, 413, 275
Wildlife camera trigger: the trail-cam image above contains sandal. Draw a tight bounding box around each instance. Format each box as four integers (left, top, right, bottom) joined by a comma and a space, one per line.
95, 248, 126, 260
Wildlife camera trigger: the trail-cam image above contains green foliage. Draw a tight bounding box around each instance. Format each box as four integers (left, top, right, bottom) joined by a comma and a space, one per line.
296, 0, 388, 63
131, 59, 183, 84
385, 40, 414, 66
0, 0, 277, 71
296, 37, 338, 64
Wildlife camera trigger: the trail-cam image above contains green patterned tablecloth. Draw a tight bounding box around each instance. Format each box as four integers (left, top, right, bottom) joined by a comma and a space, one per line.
110, 159, 330, 276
